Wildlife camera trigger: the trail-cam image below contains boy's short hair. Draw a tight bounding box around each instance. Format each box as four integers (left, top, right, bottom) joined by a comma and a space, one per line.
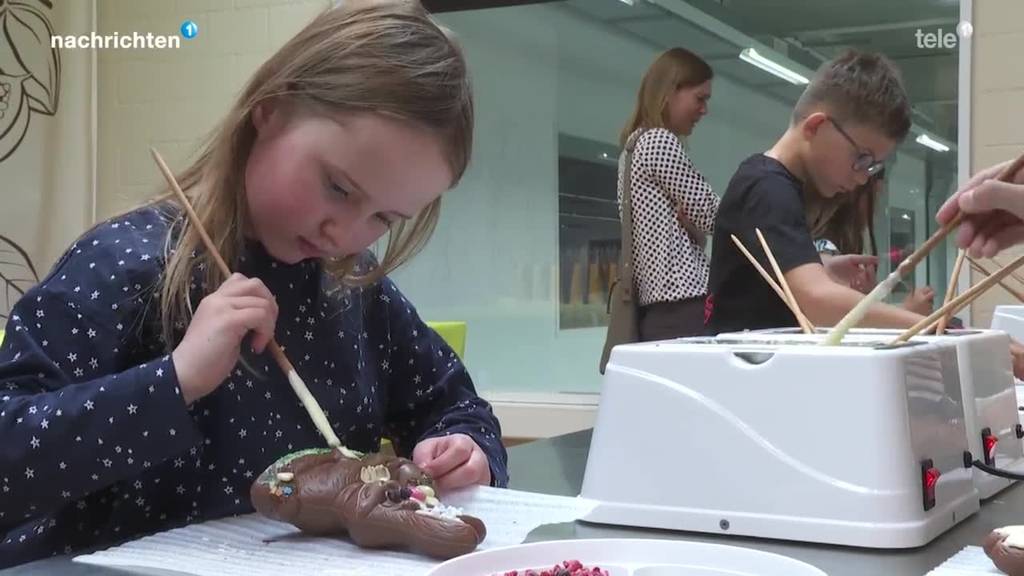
793, 50, 911, 141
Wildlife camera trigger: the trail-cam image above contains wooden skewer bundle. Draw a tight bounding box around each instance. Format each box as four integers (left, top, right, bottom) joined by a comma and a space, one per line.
731, 229, 814, 334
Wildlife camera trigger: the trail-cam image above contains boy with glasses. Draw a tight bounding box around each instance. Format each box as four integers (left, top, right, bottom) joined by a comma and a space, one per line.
705, 50, 927, 333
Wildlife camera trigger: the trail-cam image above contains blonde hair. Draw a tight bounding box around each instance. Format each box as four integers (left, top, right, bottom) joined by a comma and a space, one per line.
619, 47, 713, 147
148, 0, 473, 349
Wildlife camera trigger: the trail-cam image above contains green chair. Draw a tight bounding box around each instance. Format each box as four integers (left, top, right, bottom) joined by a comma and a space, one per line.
425, 321, 466, 359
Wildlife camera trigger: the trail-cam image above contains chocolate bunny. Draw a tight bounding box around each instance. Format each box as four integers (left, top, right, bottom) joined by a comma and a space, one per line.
251, 448, 486, 559
985, 526, 1024, 576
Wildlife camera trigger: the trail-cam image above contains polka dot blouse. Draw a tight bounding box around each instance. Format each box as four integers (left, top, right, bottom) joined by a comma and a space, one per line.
618, 128, 720, 305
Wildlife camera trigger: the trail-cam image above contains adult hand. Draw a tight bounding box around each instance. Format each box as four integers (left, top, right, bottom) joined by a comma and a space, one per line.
937, 159, 1024, 258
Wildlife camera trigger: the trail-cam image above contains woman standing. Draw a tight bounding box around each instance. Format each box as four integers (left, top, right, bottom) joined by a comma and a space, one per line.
618, 48, 719, 341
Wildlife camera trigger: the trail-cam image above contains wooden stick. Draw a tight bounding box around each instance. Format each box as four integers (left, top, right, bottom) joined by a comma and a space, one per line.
920, 257, 1024, 336
730, 234, 814, 333
990, 256, 1024, 289
936, 249, 967, 334
731, 235, 785, 298
893, 252, 1024, 343
753, 229, 815, 334
969, 257, 1024, 302
150, 148, 343, 449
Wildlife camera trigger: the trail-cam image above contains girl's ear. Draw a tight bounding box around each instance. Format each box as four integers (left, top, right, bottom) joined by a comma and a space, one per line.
252, 99, 280, 133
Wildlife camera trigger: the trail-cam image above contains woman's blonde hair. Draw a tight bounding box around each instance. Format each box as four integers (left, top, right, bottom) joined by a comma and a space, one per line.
619, 47, 713, 147
149, 0, 473, 349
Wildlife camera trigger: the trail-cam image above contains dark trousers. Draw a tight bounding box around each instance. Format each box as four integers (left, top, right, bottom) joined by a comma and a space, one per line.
638, 296, 707, 342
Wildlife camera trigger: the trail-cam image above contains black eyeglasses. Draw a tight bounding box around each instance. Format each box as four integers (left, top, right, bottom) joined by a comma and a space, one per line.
828, 117, 885, 177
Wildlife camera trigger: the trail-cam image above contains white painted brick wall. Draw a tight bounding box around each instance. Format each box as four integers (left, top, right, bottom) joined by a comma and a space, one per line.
96, 0, 327, 218
970, 1, 1024, 328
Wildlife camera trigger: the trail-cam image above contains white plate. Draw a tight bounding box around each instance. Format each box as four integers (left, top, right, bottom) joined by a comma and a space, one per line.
427, 538, 828, 576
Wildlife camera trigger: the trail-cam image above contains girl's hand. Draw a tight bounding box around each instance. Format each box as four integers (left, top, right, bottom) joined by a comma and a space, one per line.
902, 286, 936, 316
1009, 339, 1024, 381
412, 434, 492, 492
822, 254, 878, 292
172, 273, 278, 404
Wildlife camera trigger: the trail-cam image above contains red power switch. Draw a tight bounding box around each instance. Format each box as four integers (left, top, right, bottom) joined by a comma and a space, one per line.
922, 459, 940, 511
982, 427, 998, 466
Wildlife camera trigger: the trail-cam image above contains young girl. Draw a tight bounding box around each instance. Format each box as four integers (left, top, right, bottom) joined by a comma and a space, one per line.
806, 170, 935, 315
0, 0, 506, 567
618, 48, 720, 341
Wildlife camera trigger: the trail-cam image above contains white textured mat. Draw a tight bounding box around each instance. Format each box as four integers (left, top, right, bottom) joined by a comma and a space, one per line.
73, 486, 596, 576
927, 546, 1003, 575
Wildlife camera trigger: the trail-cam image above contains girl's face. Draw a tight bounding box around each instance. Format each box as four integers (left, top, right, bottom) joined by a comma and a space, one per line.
245, 105, 454, 264
665, 79, 711, 136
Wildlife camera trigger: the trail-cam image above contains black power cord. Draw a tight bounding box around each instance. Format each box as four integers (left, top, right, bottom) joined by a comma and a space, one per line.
972, 459, 1024, 481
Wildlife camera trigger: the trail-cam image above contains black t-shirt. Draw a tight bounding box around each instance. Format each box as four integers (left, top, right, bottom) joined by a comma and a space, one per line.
705, 154, 821, 334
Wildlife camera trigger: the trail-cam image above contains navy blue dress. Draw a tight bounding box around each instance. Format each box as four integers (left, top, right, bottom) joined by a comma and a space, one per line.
0, 204, 507, 567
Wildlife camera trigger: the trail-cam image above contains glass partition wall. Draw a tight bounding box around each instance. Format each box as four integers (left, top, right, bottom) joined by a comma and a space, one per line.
395, 0, 966, 396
